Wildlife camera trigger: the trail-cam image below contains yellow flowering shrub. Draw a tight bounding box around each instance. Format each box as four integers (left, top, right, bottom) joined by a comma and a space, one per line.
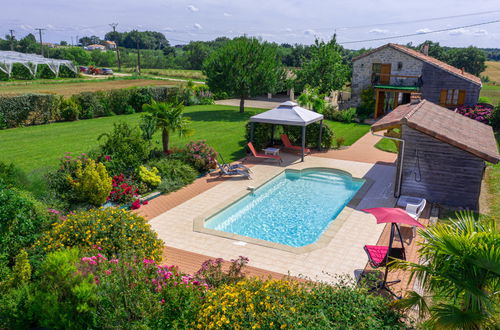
68, 159, 112, 206
35, 208, 163, 261
195, 279, 306, 329
137, 165, 161, 188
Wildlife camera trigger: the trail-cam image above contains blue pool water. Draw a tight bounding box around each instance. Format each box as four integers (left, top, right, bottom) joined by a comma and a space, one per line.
204, 169, 364, 247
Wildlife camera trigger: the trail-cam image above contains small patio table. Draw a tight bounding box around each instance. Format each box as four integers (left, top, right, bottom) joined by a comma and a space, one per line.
263, 147, 280, 156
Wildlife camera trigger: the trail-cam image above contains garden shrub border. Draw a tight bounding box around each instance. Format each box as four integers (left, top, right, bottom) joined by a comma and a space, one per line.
0, 85, 181, 129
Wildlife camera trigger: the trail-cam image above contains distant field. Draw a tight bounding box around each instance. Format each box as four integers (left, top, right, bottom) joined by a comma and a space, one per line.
0, 78, 178, 96
483, 61, 500, 83
114, 68, 206, 81
480, 85, 500, 106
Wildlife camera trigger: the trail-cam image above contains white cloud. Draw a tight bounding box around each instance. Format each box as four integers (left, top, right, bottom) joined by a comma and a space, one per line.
193, 23, 203, 30
163, 27, 174, 32
283, 28, 293, 32
20, 24, 33, 31
304, 29, 316, 36
46, 24, 55, 30
223, 12, 232, 17
416, 28, 432, 34
369, 28, 388, 35
474, 29, 488, 35
187, 5, 199, 12
449, 28, 468, 36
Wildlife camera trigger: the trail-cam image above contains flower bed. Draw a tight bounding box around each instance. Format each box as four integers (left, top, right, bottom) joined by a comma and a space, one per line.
454, 104, 493, 124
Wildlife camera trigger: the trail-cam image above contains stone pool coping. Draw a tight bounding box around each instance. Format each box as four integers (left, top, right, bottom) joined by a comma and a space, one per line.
193, 167, 375, 254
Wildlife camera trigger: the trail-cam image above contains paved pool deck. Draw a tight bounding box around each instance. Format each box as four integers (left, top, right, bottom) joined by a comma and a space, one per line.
149, 153, 398, 282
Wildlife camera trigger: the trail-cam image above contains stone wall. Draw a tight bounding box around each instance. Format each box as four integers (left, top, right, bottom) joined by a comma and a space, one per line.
351, 47, 423, 106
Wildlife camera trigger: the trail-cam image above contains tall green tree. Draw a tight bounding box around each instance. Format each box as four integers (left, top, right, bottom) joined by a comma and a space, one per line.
393, 212, 499, 329
203, 36, 283, 113
142, 100, 192, 153
185, 41, 210, 70
295, 36, 349, 95
447, 47, 487, 76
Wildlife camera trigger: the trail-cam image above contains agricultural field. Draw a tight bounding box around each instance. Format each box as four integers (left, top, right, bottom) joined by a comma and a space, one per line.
0, 77, 178, 96
114, 68, 206, 81
480, 61, 500, 105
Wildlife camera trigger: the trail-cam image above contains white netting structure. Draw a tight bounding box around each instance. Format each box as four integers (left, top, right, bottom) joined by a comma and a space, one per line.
0, 51, 77, 78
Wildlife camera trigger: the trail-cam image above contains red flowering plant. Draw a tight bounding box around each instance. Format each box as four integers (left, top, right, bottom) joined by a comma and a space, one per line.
455, 104, 493, 125
108, 174, 139, 205
184, 140, 218, 172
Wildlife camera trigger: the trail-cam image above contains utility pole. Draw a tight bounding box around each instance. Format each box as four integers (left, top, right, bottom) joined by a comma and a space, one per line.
136, 38, 141, 75
35, 28, 46, 57
109, 23, 121, 71
9, 29, 15, 51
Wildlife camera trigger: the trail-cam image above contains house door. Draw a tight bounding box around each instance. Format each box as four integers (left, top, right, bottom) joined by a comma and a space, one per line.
380, 64, 391, 84
375, 91, 385, 117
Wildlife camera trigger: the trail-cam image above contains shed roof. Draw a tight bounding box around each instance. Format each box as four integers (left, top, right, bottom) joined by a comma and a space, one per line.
352, 43, 481, 86
371, 100, 500, 163
249, 101, 323, 126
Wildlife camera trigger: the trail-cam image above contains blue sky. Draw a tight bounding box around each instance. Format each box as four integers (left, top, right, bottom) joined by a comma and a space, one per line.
1, 0, 499, 48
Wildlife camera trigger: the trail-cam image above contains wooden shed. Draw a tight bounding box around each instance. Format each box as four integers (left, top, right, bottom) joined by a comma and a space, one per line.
372, 99, 499, 209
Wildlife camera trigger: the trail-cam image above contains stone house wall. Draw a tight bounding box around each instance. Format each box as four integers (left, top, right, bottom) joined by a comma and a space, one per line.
351, 47, 423, 106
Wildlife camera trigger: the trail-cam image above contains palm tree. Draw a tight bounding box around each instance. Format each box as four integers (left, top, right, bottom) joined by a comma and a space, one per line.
142, 100, 192, 153
392, 211, 499, 329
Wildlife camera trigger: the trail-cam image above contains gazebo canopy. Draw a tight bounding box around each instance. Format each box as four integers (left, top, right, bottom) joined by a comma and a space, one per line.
250, 101, 323, 126
0, 50, 77, 78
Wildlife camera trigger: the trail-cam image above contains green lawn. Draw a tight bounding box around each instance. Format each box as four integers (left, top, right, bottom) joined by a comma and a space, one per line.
374, 138, 398, 153
0, 105, 369, 175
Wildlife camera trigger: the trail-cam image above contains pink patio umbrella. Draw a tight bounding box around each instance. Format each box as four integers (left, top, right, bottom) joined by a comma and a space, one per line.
362, 207, 425, 228
361, 207, 425, 299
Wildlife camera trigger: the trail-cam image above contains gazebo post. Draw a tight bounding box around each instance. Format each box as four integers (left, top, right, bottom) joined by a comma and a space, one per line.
318, 120, 323, 152
271, 125, 275, 146
250, 122, 255, 142
301, 125, 306, 162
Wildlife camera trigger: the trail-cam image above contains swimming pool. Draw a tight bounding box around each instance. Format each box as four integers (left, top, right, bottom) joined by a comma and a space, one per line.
204, 168, 365, 247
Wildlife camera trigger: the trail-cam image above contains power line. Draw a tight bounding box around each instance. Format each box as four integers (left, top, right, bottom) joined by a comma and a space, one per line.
329, 9, 500, 31
338, 18, 500, 45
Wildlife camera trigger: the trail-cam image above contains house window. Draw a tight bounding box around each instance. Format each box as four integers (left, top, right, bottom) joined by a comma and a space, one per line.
397, 62, 403, 70
372, 63, 381, 83
440, 89, 466, 107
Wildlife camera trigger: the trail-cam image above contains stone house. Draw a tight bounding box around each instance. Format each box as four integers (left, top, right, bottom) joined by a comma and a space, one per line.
351, 43, 482, 118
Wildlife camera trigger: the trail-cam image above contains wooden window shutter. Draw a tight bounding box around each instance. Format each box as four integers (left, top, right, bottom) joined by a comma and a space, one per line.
458, 90, 466, 105
439, 89, 447, 105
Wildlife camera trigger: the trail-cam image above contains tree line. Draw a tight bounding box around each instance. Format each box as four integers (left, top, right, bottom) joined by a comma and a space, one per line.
0, 32, 494, 76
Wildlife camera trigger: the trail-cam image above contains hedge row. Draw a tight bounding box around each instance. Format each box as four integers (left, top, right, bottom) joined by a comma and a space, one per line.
0, 63, 78, 81
0, 86, 180, 129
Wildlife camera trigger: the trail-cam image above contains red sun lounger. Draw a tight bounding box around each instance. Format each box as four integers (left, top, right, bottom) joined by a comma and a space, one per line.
281, 134, 311, 154
247, 142, 282, 164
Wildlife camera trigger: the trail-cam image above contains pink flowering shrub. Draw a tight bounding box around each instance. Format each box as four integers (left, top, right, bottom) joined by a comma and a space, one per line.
195, 256, 249, 288
78, 251, 207, 328
455, 104, 493, 125
184, 140, 218, 172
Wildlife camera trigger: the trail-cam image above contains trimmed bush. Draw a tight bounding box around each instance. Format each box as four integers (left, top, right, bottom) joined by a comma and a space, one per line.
244, 121, 275, 150
59, 97, 80, 121
73, 91, 106, 119
68, 159, 112, 206
129, 87, 153, 112
105, 88, 131, 115
149, 158, 198, 193
35, 208, 164, 260
0, 183, 52, 263
283, 122, 334, 149
0, 93, 61, 128
96, 122, 151, 175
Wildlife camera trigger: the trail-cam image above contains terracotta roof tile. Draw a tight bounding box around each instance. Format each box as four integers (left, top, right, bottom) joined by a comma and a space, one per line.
353, 43, 482, 85
371, 100, 500, 163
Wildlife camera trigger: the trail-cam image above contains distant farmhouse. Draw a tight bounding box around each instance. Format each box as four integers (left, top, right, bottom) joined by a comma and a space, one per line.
84, 44, 106, 51
351, 43, 482, 118
103, 41, 117, 50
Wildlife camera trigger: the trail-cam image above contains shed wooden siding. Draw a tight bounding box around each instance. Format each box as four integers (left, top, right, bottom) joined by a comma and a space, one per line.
420, 63, 481, 106
400, 126, 484, 209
